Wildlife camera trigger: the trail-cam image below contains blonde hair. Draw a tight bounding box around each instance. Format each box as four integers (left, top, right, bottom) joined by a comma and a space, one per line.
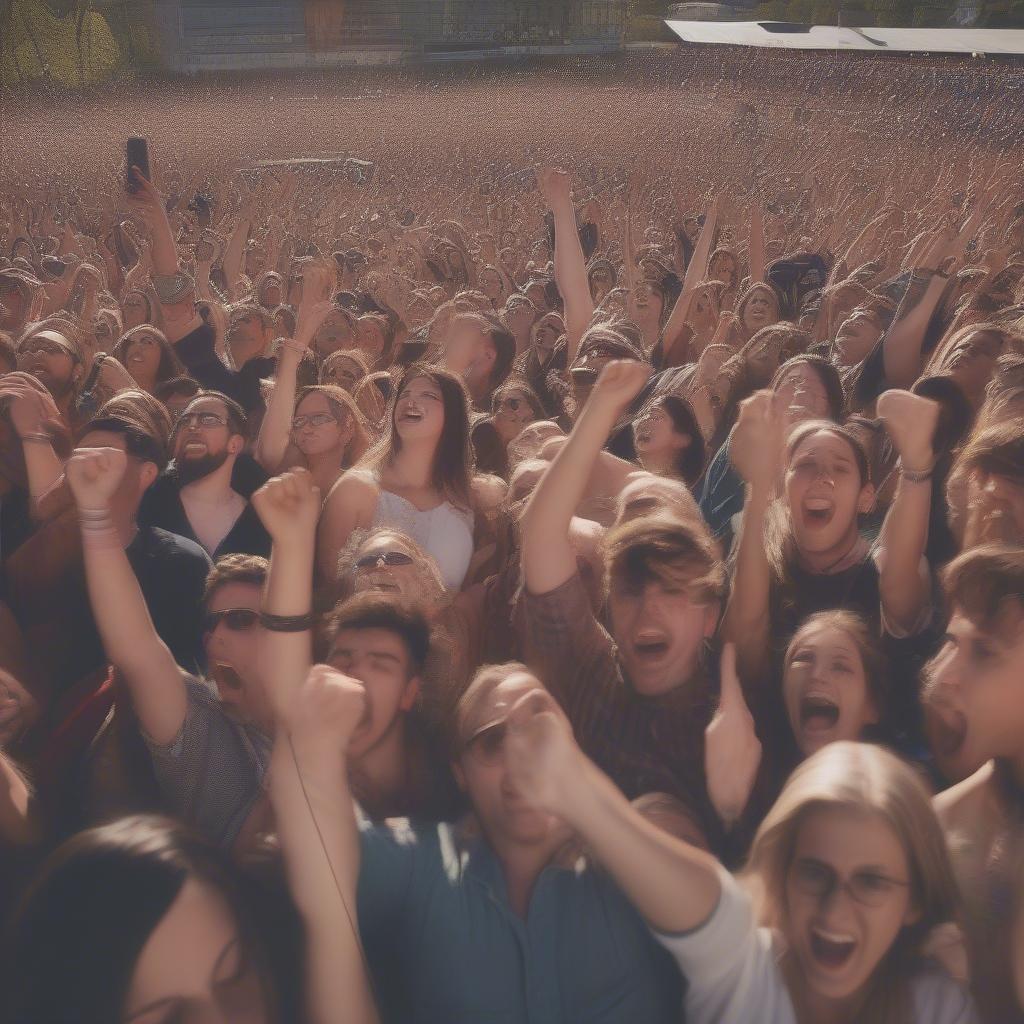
745, 742, 960, 1024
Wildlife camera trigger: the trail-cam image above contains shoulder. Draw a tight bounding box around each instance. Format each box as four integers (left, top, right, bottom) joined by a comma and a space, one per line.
142, 525, 213, 567
471, 473, 506, 514
933, 760, 994, 823
909, 962, 978, 1023
325, 468, 380, 508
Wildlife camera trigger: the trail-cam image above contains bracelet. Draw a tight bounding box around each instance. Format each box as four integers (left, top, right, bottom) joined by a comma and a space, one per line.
78, 507, 115, 529
900, 462, 935, 484
260, 610, 315, 633
19, 432, 52, 444
278, 339, 307, 356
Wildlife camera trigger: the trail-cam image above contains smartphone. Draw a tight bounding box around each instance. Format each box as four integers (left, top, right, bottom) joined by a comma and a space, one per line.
126, 137, 150, 193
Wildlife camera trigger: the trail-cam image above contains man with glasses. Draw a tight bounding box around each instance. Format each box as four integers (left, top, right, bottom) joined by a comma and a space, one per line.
139, 390, 271, 558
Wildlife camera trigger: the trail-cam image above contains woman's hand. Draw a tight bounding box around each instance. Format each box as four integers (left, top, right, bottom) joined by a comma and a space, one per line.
704, 644, 761, 829
253, 468, 322, 547
877, 389, 939, 475
589, 360, 652, 419
730, 389, 787, 489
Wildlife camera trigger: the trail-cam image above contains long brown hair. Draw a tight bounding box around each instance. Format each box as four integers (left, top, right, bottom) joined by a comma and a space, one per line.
113, 325, 186, 387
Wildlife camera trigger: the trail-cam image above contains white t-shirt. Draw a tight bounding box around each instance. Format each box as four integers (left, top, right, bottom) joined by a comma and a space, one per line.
654, 867, 978, 1024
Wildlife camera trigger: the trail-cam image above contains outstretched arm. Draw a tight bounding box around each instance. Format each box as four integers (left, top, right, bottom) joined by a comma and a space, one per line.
875, 390, 938, 634
67, 447, 187, 746
269, 664, 379, 1024
506, 686, 722, 934
661, 198, 719, 355
521, 360, 651, 596
748, 204, 765, 285
538, 168, 593, 366
720, 391, 787, 682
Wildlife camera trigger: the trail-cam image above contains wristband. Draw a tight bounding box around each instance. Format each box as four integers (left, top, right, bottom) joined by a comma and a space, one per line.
19, 432, 52, 444
900, 462, 935, 484
260, 611, 315, 633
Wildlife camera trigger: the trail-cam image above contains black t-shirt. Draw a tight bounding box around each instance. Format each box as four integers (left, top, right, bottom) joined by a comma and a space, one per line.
138, 455, 271, 560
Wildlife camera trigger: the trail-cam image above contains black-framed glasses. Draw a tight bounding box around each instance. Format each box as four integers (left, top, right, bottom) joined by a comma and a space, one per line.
462, 721, 507, 764
178, 412, 228, 430
292, 413, 337, 430
202, 608, 261, 634
354, 551, 415, 571
791, 858, 910, 909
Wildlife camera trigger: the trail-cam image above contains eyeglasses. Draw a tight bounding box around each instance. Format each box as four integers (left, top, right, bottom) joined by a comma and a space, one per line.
462, 721, 507, 764
178, 412, 228, 430
202, 608, 261, 634
791, 858, 910, 909
354, 551, 415, 571
292, 413, 337, 430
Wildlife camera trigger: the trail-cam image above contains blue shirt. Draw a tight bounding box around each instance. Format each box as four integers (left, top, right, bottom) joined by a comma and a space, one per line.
357, 819, 684, 1024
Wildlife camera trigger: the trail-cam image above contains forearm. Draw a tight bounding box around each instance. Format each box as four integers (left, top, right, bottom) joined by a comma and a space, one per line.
21, 441, 65, 514
223, 216, 250, 293
882, 273, 947, 388
721, 483, 772, 676
255, 350, 300, 473
550, 196, 593, 362
563, 756, 721, 934
878, 475, 931, 630
682, 201, 718, 294
748, 206, 765, 284
269, 740, 377, 1024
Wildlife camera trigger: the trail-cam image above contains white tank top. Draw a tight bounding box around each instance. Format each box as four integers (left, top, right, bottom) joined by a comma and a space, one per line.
372, 488, 475, 591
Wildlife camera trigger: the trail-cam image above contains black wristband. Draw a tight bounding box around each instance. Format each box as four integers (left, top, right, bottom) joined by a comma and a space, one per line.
259, 611, 315, 633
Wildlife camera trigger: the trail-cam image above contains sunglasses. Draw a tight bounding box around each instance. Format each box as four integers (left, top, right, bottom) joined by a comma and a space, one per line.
462, 720, 507, 764
354, 551, 415, 571
202, 608, 260, 634
292, 413, 337, 430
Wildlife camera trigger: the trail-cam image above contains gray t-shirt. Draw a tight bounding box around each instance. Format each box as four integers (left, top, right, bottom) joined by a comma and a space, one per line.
145, 676, 271, 848
655, 866, 979, 1024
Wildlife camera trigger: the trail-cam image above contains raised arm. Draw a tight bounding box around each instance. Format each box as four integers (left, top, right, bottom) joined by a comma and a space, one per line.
506, 686, 722, 934
747, 204, 765, 286
521, 360, 651, 595
875, 390, 938, 634
269, 663, 379, 1024
721, 391, 787, 681
0, 374, 66, 518
66, 447, 187, 745
661, 198, 719, 355
538, 168, 593, 365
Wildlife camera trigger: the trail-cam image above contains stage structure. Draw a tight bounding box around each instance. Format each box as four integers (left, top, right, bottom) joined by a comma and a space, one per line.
666, 18, 1024, 53
158, 0, 626, 73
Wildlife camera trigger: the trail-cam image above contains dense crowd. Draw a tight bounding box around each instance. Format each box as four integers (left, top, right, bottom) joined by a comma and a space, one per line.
1, 47, 1024, 1024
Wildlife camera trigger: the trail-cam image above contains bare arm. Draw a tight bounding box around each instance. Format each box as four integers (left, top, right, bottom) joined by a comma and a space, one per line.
661, 198, 720, 355
748, 205, 765, 285
67, 448, 188, 746
316, 473, 378, 583
521, 360, 651, 595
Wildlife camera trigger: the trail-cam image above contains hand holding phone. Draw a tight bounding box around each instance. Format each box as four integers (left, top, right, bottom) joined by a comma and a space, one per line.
125, 137, 150, 194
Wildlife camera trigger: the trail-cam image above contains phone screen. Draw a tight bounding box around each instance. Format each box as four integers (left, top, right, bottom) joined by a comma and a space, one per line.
126, 137, 150, 193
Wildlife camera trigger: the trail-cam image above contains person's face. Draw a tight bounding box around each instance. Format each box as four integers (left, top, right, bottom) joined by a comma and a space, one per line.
633, 403, 690, 460
122, 878, 268, 1024
313, 312, 354, 358
690, 288, 717, 331
17, 337, 79, 398
746, 335, 783, 385
354, 318, 386, 363
503, 299, 536, 334
480, 269, 503, 302
226, 314, 267, 367
291, 392, 347, 458
709, 253, 736, 286
947, 330, 1003, 399
608, 575, 717, 697
784, 806, 918, 1010
174, 396, 236, 472
628, 281, 663, 323
0, 281, 27, 330
589, 268, 614, 303
493, 389, 536, 445
394, 375, 444, 443
743, 290, 777, 332
775, 364, 830, 424
350, 533, 435, 603
923, 608, 1024, 781
524, 282, 546, 310
683, 217, 700, 242
122, 294, 149, 330
328, 627, 418, 759
614, 473, 699, 527
124, 332, 163, 386
203, 581, 265, 716
965, 467, 1024, 545
785, 431, 871, 562
322, 355, 363, 393
260, 282, 281, 308
783, 624, 877, 758
93, 316, 115, 348
455, 672, 569, 848
834, 308, 883, 367
532, 316, 561, 364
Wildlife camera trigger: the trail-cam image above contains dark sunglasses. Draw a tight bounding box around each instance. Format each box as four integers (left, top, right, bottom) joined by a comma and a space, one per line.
354, 551, 415, 571
202, 608, 260, 634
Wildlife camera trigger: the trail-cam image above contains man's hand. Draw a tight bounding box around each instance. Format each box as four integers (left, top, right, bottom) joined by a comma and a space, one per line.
589, 359, 652, 418
704, 644, 761, 829
66, 446, 127, 509
538, 168, 572, 208
505, 686, 584, 818
730, 389, 787, 489
877, 389, 939, 475
252, 467, 322, 546
280, 663, 367, 762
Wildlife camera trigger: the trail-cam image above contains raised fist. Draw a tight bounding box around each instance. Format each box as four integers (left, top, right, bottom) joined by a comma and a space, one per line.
730, 389, 787, 488
66, 446, 128, 509
252, 467, 322, 544
877, 389, 939, 475
538, 167, 572, 208
281, 663, 368, 760
590, 359, 652, 414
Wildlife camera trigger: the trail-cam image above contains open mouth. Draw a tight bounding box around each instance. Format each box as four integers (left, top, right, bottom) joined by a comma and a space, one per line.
809, 927, 856, 969
182, 441, 207, 456
800, 693, 840, 732
802, 498, 835, 528
632, 635, 670, 661
398, 409, 424, 424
